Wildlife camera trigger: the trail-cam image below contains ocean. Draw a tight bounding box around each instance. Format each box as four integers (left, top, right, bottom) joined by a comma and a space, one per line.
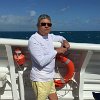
0, 31, 100, 44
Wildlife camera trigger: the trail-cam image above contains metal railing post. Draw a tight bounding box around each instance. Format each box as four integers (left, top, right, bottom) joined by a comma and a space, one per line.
5, 45, 19, 100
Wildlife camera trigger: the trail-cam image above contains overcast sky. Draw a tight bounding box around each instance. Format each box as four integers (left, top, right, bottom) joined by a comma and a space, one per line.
0, 0, 100, 31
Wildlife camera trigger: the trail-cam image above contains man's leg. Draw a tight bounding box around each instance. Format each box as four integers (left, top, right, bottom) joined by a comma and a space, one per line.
48, 93, 58, 100
32, 81, 54, 100
48, 81, 58, 100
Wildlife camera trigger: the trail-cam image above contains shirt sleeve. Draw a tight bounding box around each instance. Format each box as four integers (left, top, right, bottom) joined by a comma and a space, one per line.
50, 34, 66, 43
28, 38, 57, 68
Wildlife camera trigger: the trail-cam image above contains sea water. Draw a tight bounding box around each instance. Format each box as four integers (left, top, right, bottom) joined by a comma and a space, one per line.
0, 31, 100, 44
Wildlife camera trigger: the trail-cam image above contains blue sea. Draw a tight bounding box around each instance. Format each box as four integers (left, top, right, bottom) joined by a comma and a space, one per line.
0, 31, 100, 44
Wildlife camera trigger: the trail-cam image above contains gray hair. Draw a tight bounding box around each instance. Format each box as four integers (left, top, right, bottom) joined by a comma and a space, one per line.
37, 14, 51, 26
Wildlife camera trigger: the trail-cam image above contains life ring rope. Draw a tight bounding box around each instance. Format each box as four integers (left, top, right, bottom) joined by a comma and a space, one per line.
65, 59, 70, 64
56, 64, 65, 84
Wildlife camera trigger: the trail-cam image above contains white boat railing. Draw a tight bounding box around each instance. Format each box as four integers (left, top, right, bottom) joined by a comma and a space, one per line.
1, 38, 100, 50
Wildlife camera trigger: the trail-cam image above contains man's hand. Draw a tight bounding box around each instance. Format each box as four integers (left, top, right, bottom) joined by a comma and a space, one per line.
55, 47, 67, 54
55, 40, 70, 54
62, 40, 70, 50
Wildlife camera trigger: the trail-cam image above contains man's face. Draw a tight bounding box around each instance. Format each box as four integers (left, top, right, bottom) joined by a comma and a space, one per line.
38, 18, 52, 36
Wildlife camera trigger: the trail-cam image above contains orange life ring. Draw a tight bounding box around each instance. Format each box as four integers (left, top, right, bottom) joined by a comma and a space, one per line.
54, 55, 75, 88
14, 49, 25, 66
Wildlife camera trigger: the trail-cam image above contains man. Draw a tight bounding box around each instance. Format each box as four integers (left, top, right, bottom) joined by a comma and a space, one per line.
28, 14, 70, 100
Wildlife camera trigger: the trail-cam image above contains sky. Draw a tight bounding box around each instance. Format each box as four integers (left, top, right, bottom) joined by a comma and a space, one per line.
0, 0, 100, 31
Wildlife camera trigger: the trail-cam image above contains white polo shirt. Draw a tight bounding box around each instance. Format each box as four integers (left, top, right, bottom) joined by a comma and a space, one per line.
28, 32, 66, 82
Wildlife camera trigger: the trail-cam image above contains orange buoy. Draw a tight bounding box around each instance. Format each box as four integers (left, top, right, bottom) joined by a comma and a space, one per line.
14, 48, 25, 66
54, 55, 75, 88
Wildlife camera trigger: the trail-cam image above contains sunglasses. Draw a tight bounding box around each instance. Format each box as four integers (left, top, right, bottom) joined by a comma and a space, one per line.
40, 23, 52, 27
